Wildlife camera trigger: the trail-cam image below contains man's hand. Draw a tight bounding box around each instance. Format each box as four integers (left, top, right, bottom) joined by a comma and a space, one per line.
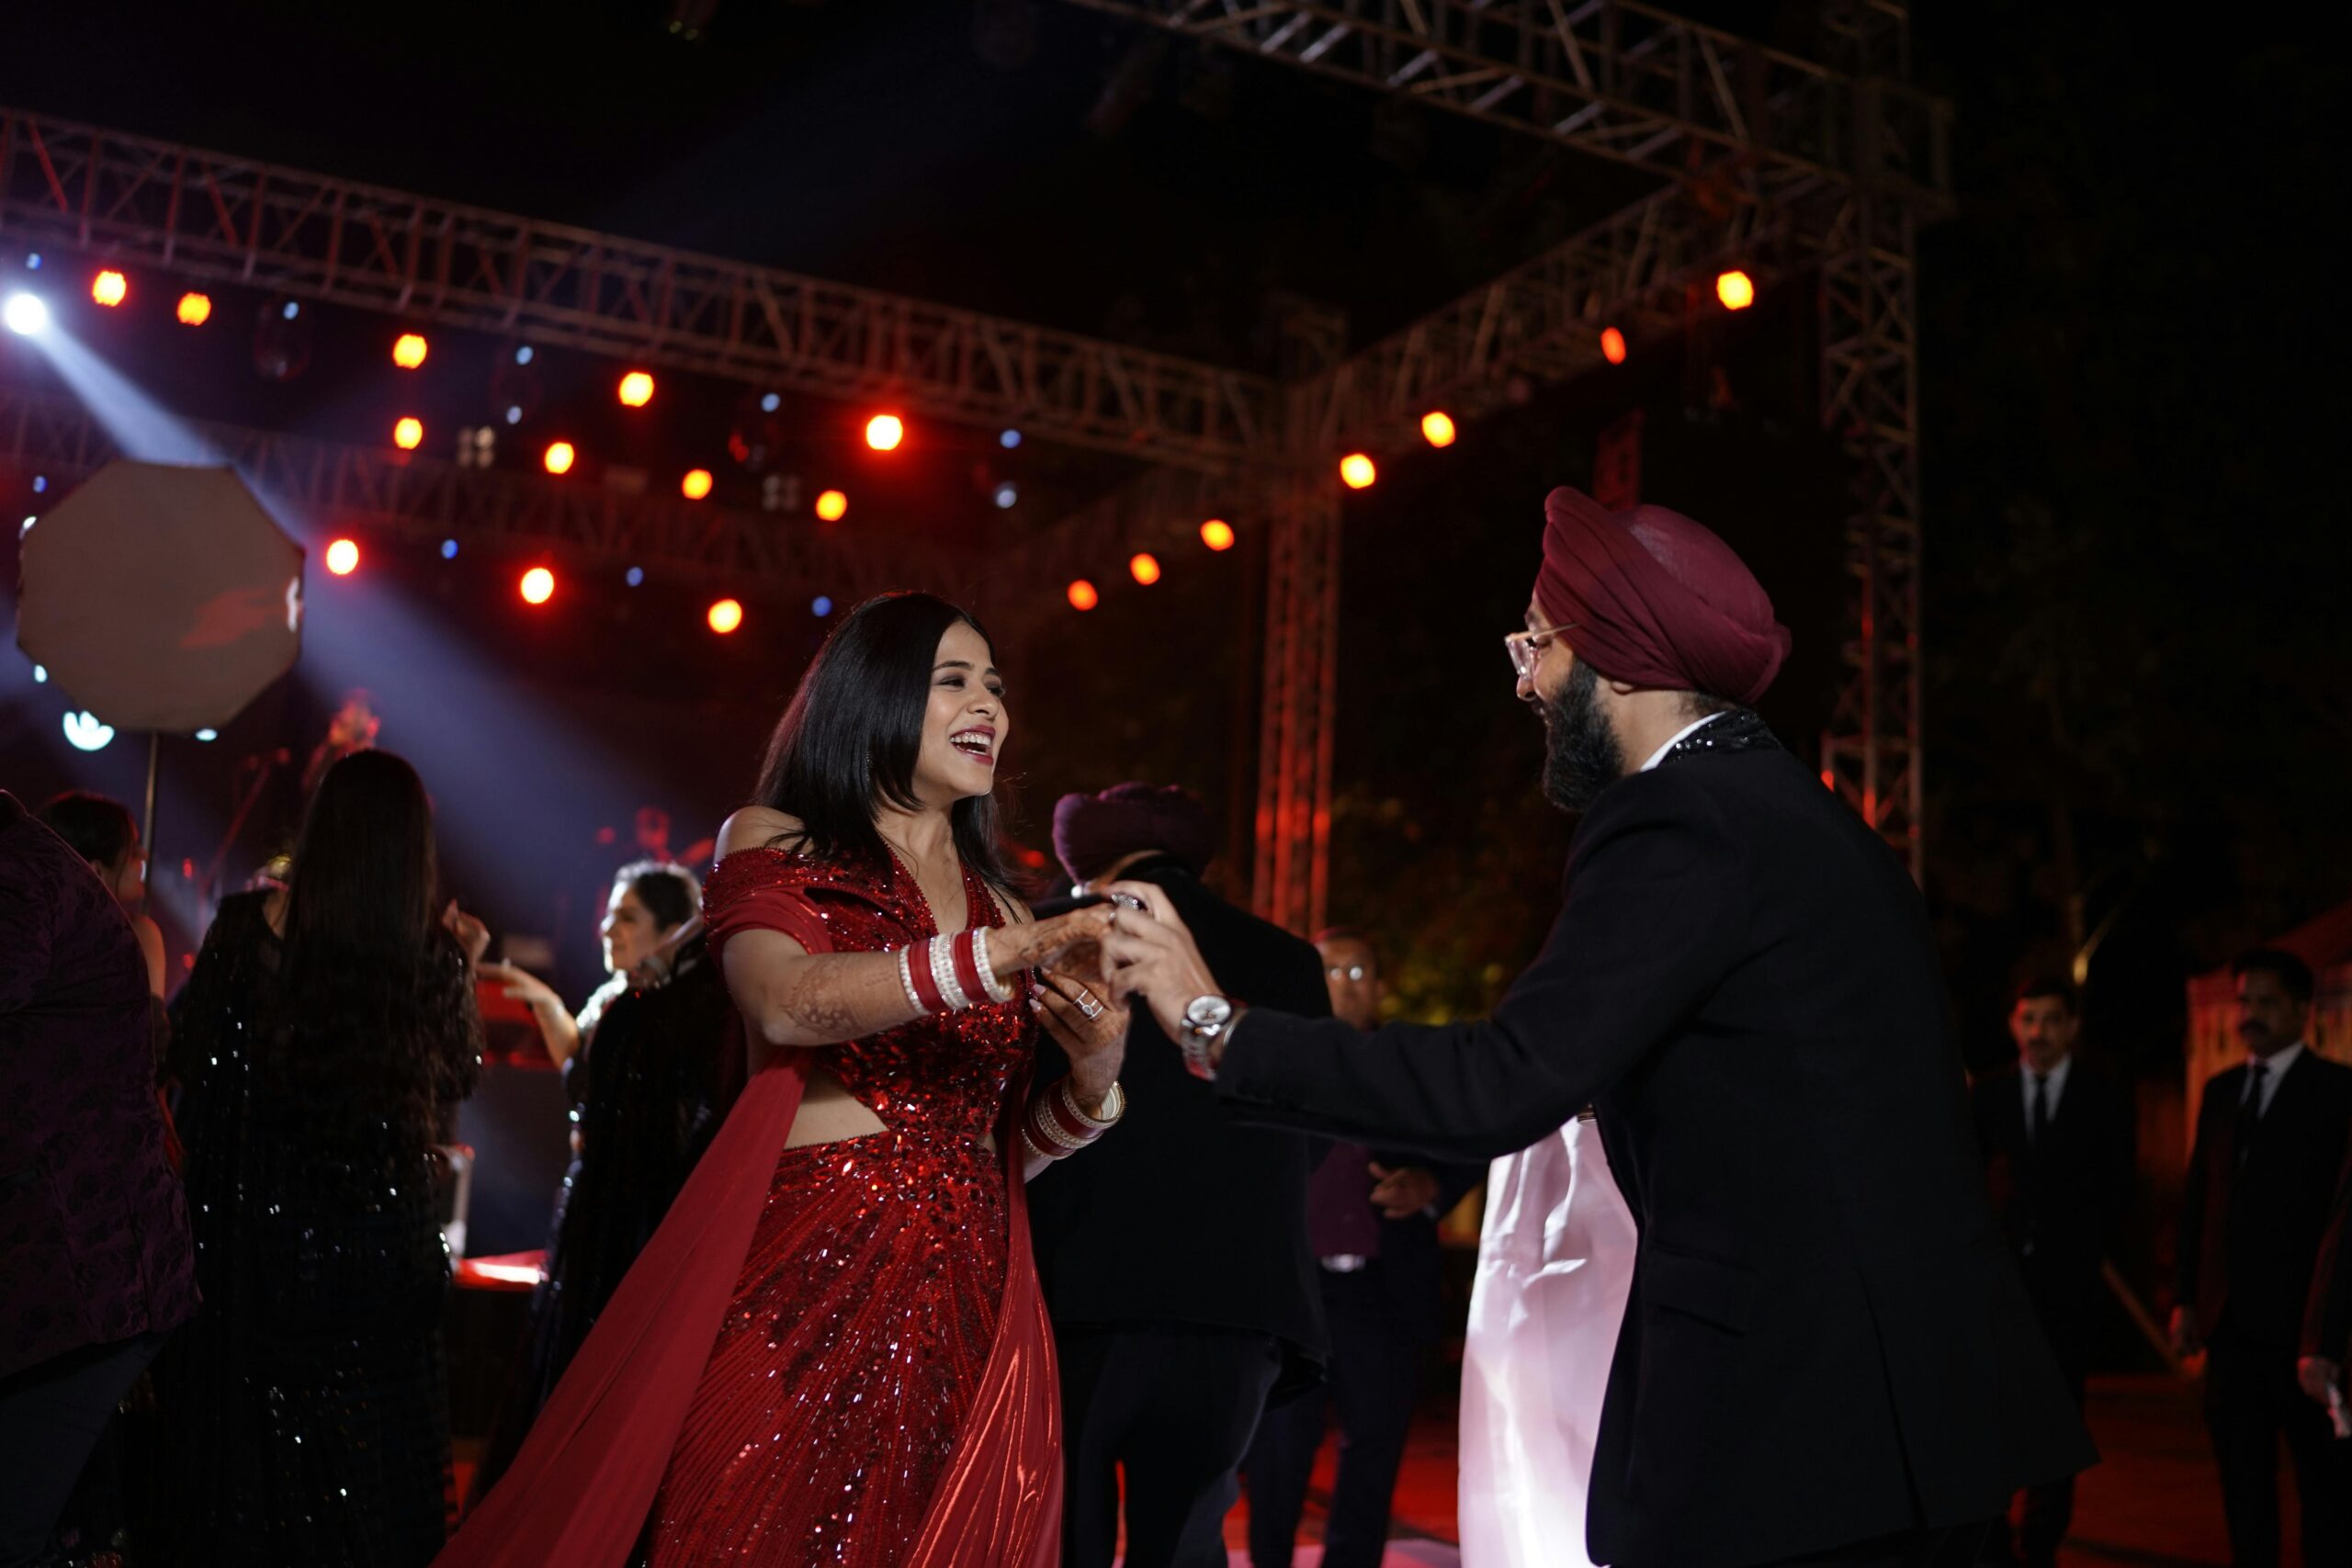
1098, 882, 1224, 1050
2168, 1304, 2202, 1363
1369, 1162, 1441, 1220
2299, 1355, 2343, 1405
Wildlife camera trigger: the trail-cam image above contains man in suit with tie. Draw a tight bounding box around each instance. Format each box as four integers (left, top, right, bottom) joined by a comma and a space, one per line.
1970, 976, 2135, 1567
2172, 948, 2352, 1566
1244, 929, 1482, 1568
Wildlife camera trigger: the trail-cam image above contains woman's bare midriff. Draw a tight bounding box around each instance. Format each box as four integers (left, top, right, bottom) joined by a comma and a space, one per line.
783, 1067, 888, 1148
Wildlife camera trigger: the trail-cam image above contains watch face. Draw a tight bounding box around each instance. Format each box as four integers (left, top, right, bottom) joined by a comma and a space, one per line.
1185, 995, 1234, 1029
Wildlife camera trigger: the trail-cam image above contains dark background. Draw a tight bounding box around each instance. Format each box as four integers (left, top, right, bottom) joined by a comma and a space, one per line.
3, 3, 2345, 1218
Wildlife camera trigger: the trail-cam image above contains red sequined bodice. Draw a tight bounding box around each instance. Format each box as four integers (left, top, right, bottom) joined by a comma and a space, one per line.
699, 846, 1034, 1143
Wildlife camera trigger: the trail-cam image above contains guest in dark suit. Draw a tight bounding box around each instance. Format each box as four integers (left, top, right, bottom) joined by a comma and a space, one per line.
0, 790, 198, 1565
1245, 929, 1482, 1568
1969, 975, 2134, 1568
1027, 784, 1331, 1568
2171, 948, 2352, 1567
1100, 488, 2094, 1568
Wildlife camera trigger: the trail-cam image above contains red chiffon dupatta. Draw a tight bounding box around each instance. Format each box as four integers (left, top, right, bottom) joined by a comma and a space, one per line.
435, 857, 1062, 1568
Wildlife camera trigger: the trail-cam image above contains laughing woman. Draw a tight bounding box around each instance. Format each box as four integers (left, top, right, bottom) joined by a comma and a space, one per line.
444, 592, 1126, 1568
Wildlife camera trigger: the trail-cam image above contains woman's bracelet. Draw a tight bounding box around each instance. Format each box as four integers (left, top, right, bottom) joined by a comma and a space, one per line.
899, 931, 1018, 1018
1024, 1077, 1125, 1162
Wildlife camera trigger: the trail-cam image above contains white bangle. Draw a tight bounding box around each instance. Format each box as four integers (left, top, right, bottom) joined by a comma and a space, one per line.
931, 935, 973, 1012
975, 928, 1015, 1004
1059, 1077, 1124, 1129
895, 946, 925, 1015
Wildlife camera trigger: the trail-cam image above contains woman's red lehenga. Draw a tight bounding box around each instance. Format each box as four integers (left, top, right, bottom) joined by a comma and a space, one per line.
435, 847, 1060, 1568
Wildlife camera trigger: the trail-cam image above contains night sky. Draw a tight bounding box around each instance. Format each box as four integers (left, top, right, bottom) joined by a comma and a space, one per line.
3, 1, 2344, 1087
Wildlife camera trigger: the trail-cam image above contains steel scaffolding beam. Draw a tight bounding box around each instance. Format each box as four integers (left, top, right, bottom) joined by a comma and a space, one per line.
1057, 0, 1852, 193
0, 107, 1275, 471
1254, 479, 1342, 933
0, 385, 947, 604
1815, 0, 1932, 877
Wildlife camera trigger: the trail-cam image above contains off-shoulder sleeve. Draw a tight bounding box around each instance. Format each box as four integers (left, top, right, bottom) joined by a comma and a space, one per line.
701, 848, 837, 958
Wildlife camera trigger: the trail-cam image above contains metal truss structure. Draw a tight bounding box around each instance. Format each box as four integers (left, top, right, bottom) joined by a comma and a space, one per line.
0, 386, 935, 604
1066, 0, 1948, 904
0, 107, 1273, 471
0, 2, 1947, 921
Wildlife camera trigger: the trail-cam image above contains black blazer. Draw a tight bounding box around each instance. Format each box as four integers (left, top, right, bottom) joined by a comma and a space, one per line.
1026, 859, 1331, 1371
1970, 1062, 2135, 1332
2176, 1049, 2352, 1352
1212, 736, 2094, 1568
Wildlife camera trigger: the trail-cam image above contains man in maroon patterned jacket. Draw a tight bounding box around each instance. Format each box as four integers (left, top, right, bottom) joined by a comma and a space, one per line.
0, 789, 198, 1564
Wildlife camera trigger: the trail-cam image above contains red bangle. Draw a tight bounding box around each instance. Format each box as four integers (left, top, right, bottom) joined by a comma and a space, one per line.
950, 931, 989, 1010
906, 937, 946, 1013
1046, 1088, 1100, 1146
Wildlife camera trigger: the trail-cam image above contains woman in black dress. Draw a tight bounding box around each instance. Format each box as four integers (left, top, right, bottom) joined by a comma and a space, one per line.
157, 750, 483, 1567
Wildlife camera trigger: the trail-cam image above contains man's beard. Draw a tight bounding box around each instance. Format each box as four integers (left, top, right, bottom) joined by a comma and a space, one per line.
1540, 660, 1625, 813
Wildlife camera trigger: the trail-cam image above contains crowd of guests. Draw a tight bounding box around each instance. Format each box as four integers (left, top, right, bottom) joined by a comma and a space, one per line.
7, 750, 2352, 1567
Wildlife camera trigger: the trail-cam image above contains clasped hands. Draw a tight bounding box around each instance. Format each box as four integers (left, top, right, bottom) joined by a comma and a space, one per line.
1006, 882, 1230, 1074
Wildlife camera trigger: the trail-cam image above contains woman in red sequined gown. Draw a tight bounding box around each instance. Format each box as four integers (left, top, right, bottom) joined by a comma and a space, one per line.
439, 594, 1127, 1568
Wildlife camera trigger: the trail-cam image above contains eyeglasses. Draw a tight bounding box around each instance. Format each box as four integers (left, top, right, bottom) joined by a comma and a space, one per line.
1326, 964, 1373, 983
1504, 622, 1577, 682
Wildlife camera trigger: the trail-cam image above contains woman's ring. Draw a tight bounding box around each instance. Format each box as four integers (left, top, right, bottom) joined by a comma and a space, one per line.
1106, 891, 1148, 913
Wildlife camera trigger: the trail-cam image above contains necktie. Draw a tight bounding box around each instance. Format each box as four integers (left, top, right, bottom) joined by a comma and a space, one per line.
2029, 1073, 2049, 1146
2235, 1062, 2267, 1168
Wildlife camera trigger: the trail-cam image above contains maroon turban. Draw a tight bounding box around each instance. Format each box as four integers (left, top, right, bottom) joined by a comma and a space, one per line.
1052, 783, 1220, 886
1534, 487, 1792, 705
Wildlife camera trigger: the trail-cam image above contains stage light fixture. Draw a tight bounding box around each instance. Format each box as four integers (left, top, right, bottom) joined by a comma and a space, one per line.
63, 711, 114, 752
760, 392, 781, 413
682, 468, 714, 501
1129, 553, 1161, 586
815, 489, 849, 523
618, 370, 656, 408
91, 270, 128, 307
520, 567, 556, 604
1000, 429, 1022, 449
993, 483, 1018, 510
5, 293, 51, 335
196, 729, 219, 742
393, 417, 424, 450
176, 292, 212, 326
1340, 453, 1377, 490
544, 441, 577, 476
392, 333, 429, 368
707, 598, 744, 635
441, 539, 459, 559
1067, 579, 1100, 612
1420, 412, 1457, 448
505, 405, 523, 426
1201, 519, 1235, 552
812, 595, 833, 617
514, 344, 535, 365
32, 663, 47, 682
865, 414, 905, 452
1600, 327, 1629, 365
325, 537, 360, 576
1715, 270, 1756, 310
626, 567, 646, 587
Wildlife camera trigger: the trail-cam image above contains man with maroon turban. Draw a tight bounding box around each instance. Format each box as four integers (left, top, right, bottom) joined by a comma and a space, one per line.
1098, 490, 2095, 1568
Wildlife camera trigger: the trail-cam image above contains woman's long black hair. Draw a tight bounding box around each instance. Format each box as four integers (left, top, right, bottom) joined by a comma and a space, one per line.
752, 592, 1020, 899
270, 749, 481, 1148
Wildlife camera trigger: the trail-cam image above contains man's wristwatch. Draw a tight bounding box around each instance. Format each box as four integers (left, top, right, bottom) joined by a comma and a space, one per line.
1176, 994, 1237, 1081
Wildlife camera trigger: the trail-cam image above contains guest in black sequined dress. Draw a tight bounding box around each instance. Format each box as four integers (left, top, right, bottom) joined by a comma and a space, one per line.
155, 751, 483, 1568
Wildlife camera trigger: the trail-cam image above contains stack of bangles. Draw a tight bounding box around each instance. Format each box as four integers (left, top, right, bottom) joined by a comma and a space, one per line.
1021, 1077, 1125, 1164
894, 929, 1017, 1015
